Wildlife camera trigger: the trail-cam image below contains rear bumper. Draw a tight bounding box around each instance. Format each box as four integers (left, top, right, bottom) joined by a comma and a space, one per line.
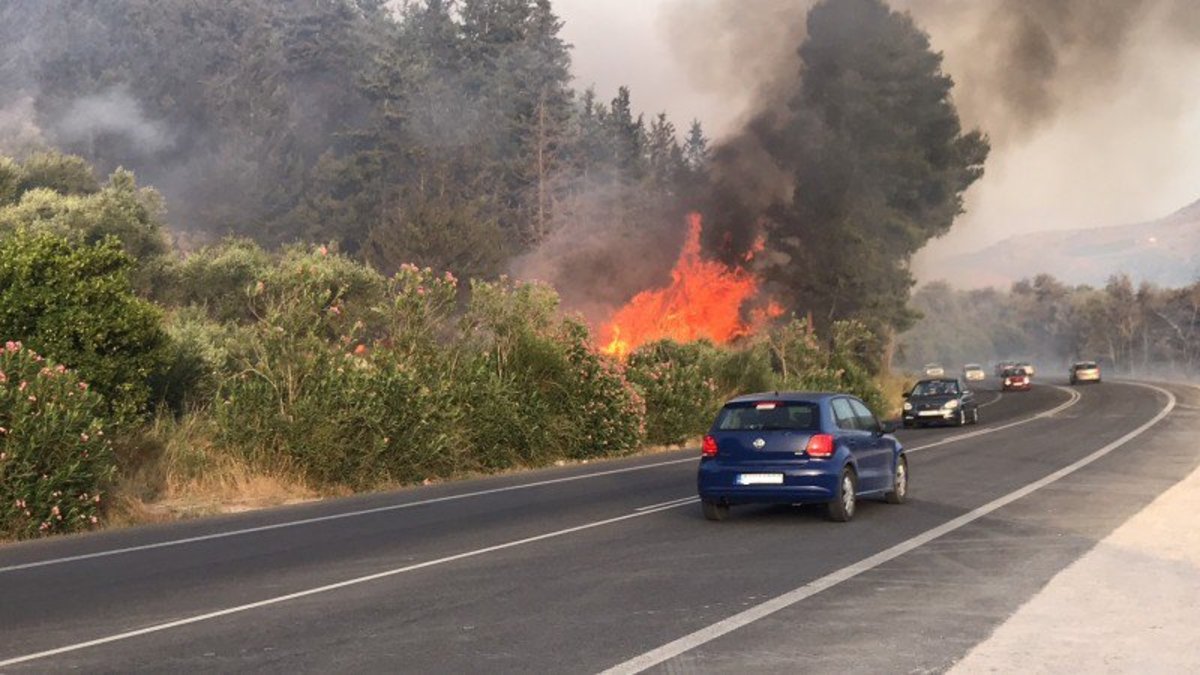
1072, 373, 1101, 382
697, 460, 840, 504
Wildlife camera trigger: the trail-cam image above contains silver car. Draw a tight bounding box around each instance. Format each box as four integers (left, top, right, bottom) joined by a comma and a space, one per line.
963, 363, 987, 381
924, 363, 945, 377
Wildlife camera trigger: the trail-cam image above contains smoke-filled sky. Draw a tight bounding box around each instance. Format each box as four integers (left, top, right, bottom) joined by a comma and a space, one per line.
556, 0, 1200, 277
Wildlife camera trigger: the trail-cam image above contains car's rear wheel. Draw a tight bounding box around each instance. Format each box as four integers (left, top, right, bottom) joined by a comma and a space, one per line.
885, 455, 908, 504
827, 469, 857, 522
702, 500, 729, 522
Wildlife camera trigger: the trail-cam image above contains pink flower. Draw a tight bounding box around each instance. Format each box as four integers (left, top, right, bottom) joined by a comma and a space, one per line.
417, 287, 426, 296
77, 382, 89, 391
0, 427, 7, 435
27, 395, 36, 403
5, 340, 20, 352
329, 305, 342, 316
18, 381, 26, 391
80, 432, 90, 442
319, 245, 329, 256
90, 516, 98, 524
55, 364, 66, 374
14, 499, 24, 509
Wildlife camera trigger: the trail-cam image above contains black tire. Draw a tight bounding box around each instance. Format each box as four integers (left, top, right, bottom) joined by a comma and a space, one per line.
702, 500, 729, 522
902, 420, 915, 429
885, 455, 909, 504
826, 469, 857, 522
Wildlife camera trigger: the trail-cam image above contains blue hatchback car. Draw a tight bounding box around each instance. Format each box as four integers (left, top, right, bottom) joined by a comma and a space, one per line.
697, 392, 907, 522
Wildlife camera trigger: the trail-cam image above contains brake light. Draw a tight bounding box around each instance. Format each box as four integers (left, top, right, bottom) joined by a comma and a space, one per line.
806, 434, 834, 458
702, 435, 718, 457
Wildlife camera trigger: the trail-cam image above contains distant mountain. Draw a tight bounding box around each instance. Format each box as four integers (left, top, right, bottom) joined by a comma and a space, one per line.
930, 198, 1200, 288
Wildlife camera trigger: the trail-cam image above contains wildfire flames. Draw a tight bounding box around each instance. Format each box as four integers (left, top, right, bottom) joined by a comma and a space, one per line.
600, 213, 783, 358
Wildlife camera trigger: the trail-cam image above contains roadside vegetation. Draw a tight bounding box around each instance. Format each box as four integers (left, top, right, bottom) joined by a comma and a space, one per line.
0, 153, 893, 540
900, 277, 1200, 376
1, 0, 988, 539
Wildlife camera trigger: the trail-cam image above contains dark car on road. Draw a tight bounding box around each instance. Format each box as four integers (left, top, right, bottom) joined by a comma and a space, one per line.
902, 378, 980, 428
1002, 367, 1032, 391
697, 393, 907, 523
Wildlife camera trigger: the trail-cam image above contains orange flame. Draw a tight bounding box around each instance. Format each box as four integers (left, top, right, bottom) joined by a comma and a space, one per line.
600, 213, 783, 358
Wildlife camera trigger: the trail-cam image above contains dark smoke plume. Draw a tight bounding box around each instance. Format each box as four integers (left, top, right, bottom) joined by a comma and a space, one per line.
666, 0, 1200, 145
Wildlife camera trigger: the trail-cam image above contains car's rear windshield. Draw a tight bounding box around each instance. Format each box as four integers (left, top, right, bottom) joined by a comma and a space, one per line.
1075, 362, 1098, 369
1003, 368, 1027, 376
714, 401, 820, 431
911, 380, 959, 396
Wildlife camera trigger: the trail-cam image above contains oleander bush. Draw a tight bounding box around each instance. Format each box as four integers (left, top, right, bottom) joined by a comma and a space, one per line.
627, 340, 721, 446
0, 343, 115, 539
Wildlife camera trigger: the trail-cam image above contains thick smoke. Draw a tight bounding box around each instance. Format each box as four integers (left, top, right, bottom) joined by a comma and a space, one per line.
51, 87, 175, 156
662, 0, 1200, 263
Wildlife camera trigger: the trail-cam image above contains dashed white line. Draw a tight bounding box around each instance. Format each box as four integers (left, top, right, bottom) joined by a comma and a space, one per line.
602, 382, 1174, 674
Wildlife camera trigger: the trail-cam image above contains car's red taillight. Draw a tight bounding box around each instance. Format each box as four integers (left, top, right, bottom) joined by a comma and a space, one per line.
806, 434, 834, 458
702, 434, 719, 457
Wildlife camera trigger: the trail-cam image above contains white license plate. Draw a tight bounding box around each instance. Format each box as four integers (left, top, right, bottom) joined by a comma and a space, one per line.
918, 410, 945, 417
736, 473, 784, 485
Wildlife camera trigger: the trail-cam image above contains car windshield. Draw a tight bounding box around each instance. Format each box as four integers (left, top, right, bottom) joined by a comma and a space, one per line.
715, 401, 820, 431
911, 380, 959, 396
1004, 368, 1027, 377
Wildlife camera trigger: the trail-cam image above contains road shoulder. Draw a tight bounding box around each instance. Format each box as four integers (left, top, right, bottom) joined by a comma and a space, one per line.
952, 388, 1200, 673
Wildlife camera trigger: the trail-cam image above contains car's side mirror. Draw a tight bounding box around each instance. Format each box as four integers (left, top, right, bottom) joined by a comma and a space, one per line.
879, 420, 900, 434
901, 392, 911, 399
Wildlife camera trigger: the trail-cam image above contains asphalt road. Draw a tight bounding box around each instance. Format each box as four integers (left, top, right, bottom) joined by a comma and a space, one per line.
1, 378, 1196, 673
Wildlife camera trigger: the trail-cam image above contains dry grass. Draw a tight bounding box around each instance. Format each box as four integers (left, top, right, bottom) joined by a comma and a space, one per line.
109, 412, 319, 525
879, 370, 916, 418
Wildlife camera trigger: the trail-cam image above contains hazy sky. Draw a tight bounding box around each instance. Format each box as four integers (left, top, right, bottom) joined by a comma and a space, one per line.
555, 0, 1200, 272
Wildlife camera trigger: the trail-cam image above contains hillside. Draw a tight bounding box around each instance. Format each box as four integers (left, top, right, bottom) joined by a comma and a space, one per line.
931, 198, 1200, 288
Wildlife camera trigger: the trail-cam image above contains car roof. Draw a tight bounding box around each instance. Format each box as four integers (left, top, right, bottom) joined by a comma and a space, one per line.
915, 378, 960, 385
964, 363, 983, 368
724, 391, 846, 405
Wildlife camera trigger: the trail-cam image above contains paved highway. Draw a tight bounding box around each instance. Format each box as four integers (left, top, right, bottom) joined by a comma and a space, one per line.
1, 379, 1196, 672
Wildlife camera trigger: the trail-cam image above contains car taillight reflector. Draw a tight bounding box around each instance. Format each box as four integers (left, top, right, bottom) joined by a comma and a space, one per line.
806, 434, 834, 458
702, 435, 719, 457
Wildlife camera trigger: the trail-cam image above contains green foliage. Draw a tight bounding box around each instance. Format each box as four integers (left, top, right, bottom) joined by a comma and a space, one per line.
627, 340, 721, 446
0, 159, 170, 274
164, 238, 272, 323
0, 157, 23, 205
767, 319, 889, 415
0, 230, 167, 418
0, 343, 115, 539
16, 151, 100, 196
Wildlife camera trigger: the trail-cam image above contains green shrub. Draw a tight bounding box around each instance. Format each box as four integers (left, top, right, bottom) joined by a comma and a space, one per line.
0, 230, 168, 419
0, 343, 115, 539
150, 309, 238, 414
627, 340, 721, 445
165, 238, 272, 323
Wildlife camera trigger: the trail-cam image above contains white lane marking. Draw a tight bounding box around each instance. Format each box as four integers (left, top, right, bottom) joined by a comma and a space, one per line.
602, 382, 1175, 675
2, 386, 1076, 574
636, 497, 700, 512
0, 500, 697, 668
977, 391, 1004, 408
0, 456, 697, 574
905, 386, 1081, 455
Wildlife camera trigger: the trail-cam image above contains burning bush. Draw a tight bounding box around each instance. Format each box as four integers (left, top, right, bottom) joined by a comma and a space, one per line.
0, 343, 115, 539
